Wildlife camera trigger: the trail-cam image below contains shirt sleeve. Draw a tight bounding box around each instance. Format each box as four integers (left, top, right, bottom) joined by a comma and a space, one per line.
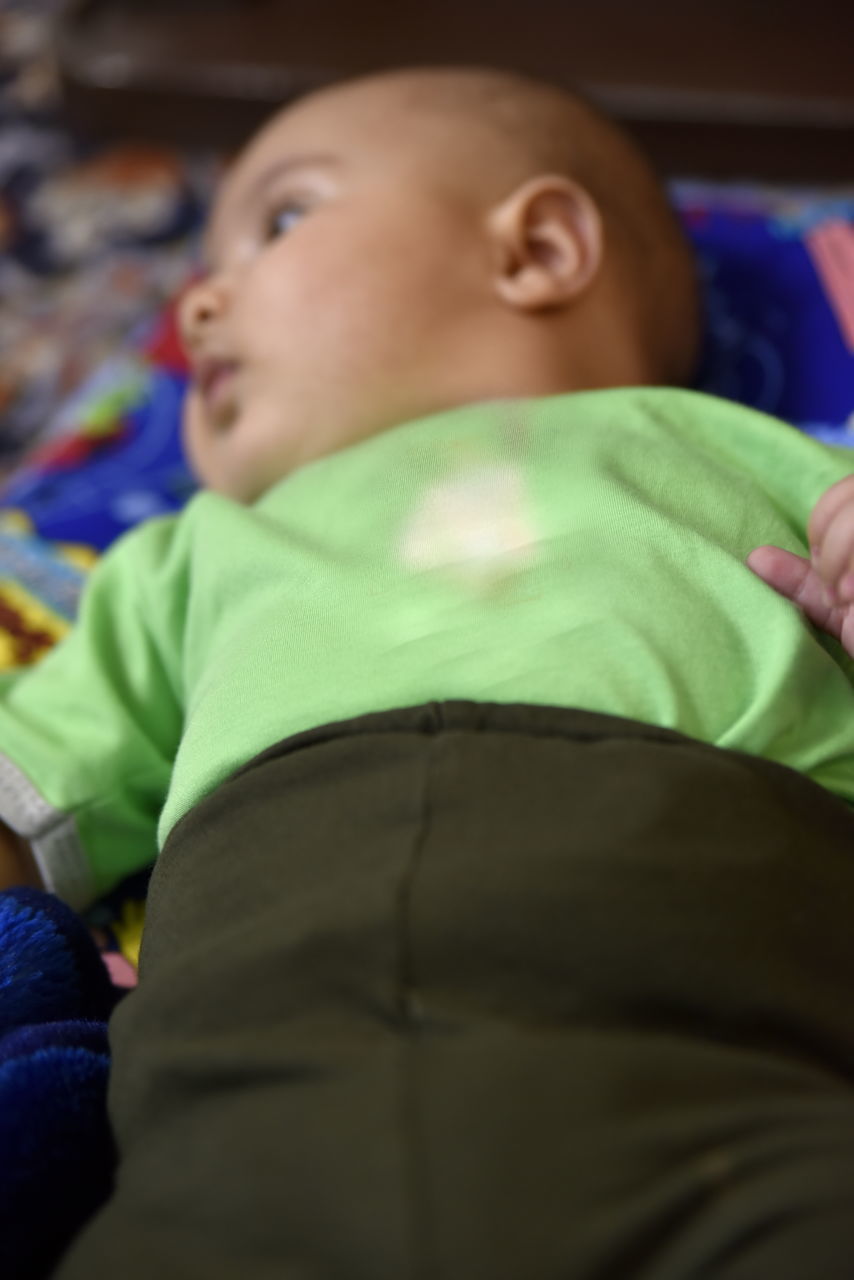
0, 514, 188, 909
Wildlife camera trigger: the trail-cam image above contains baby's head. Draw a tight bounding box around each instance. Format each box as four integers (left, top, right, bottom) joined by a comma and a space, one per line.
179, 66, 700, 501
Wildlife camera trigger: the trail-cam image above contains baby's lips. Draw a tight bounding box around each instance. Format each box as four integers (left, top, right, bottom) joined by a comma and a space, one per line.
193, 357, 241, 423
196, 356, 238, 399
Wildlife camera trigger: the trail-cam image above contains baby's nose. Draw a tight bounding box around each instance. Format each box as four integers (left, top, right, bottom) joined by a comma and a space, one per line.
178, 275, 228, 346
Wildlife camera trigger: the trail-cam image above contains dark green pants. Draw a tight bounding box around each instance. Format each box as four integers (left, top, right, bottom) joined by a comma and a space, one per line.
56, 702, 854, 1278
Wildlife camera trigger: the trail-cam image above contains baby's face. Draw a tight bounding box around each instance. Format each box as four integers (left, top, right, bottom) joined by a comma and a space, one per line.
179, 81, 493, 501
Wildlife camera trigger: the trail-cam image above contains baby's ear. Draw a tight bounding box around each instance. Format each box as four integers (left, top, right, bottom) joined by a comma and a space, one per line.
487, 175, 603, 311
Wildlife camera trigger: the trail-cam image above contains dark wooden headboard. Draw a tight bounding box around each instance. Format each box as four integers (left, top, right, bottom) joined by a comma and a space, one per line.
56, 0, 854, 182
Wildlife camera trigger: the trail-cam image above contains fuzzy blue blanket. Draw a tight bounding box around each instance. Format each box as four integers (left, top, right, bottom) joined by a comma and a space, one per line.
0, 888, 121, 1278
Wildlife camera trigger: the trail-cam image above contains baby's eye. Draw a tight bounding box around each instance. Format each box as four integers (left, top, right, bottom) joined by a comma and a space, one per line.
266, 203, 306, 240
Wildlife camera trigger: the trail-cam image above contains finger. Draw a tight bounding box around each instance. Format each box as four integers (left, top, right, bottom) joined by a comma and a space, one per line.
813, 505, 854, 600
746, 545, 844, 640
808, 474, 854, 560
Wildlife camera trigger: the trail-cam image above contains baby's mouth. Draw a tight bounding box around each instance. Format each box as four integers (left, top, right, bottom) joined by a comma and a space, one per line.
197, 359, 240, 425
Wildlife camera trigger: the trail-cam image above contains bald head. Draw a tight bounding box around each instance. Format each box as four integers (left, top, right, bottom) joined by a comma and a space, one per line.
288, 66, 701, 386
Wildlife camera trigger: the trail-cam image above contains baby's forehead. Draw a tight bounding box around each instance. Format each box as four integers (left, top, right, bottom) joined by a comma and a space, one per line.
240, 80, 472, 178
208, 86, 482, 240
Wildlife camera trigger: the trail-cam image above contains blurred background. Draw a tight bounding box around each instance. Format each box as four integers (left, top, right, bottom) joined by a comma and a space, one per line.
0, 0, 222, 473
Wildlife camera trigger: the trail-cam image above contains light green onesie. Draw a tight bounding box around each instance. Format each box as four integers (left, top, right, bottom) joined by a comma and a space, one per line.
0, 387, 853, 908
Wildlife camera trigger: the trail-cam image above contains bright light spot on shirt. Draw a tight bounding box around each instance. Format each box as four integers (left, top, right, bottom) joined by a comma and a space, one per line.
398, 462, 539, 592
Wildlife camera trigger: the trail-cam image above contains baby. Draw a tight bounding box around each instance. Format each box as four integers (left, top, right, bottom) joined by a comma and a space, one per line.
5, 66, 854, 1278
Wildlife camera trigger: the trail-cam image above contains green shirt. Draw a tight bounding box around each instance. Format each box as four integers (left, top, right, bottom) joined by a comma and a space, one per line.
2, 387, 853, 907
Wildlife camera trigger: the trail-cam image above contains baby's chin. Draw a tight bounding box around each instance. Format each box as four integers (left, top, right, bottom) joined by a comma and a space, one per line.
207, 452, 293, 505
182, 412, 259, 502
203, 463, 266, 504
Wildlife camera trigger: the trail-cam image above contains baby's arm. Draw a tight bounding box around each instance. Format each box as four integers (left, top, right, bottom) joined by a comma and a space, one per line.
0, 512, 188, 908
748, 474, 854, 656
0, 821, 42, 890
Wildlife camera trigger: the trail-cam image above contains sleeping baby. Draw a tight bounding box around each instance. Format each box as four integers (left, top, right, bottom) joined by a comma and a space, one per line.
4, 65, 854, 1279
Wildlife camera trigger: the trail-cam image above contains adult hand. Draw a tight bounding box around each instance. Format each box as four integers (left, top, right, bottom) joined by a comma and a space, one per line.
747, 474, 854, 658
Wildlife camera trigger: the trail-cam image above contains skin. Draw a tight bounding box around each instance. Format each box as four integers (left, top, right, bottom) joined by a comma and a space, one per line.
748, 475, 854, 653
177, 70, 664, 503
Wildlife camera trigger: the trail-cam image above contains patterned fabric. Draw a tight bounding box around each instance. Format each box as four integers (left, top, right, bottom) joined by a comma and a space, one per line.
0, 516, 93, 665
0, 0, 221, 469
679, 181, 854, 440
0, 0, 212, 703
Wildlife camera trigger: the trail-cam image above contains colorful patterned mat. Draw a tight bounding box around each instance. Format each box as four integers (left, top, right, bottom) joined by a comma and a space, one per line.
0, 0, 222, 468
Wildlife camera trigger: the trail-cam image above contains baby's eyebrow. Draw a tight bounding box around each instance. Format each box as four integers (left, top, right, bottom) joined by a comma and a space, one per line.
202, 152, 341, 268
243, 152, 342, 205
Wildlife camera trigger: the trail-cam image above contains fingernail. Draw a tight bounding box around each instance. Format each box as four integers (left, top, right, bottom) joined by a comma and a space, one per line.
840, 573, 854, 602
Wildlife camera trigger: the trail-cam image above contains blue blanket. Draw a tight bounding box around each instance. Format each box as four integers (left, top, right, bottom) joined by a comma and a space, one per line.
0, 888, 121, 1278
